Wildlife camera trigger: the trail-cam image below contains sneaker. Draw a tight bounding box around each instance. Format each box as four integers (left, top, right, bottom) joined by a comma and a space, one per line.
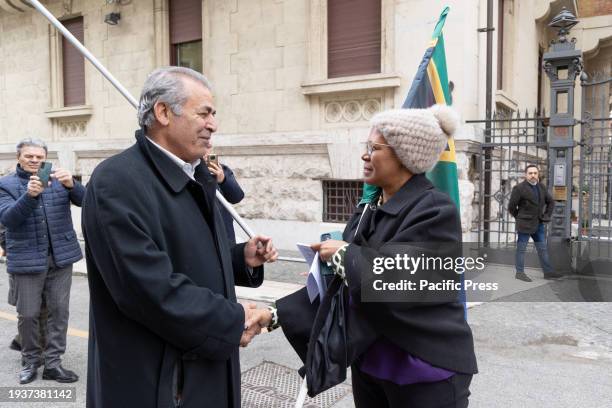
515, 272, 533, 282
543, 272, 563, 280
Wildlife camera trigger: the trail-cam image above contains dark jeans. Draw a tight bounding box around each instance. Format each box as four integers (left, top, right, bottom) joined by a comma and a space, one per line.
515, 223, 553, 274
352, 366, 472, 408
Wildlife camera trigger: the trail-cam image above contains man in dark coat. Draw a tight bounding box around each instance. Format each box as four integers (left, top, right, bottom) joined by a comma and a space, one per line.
82, 67, 278, 408
508, 164, 560, 281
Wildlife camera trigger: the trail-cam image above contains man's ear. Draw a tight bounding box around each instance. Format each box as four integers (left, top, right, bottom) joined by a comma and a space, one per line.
153, 102, 171, 126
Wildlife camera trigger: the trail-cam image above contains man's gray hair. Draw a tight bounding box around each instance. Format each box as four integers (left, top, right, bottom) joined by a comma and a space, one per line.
16, 138, 48, 156
137, 67, 213, 129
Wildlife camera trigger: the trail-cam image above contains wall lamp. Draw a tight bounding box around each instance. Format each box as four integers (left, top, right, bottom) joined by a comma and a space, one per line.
104, 12, 121, 26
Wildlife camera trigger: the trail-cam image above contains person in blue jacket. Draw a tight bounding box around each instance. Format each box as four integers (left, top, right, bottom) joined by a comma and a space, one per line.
205, 149, 245, 245
0, 138, 85, 384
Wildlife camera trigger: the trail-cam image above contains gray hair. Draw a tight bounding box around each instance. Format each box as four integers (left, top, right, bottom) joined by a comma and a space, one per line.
137, 67, 213, 130
16, 138, 48, 156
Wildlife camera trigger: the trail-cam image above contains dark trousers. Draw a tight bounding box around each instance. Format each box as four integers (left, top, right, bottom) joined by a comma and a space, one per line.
351, 366, 472, 408
14, 261, 72, 368
9, 273, 48, 353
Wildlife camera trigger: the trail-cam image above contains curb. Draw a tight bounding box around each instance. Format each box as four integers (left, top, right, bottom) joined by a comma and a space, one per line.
71, 260, 484, 309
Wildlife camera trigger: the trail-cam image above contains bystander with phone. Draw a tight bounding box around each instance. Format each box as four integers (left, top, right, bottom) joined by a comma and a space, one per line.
205, 148, 245, 245
0, 138, 85, 384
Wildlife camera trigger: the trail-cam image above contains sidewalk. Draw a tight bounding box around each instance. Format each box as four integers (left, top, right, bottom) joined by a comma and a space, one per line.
1, 261, 611, 407
72, 252, 602, 305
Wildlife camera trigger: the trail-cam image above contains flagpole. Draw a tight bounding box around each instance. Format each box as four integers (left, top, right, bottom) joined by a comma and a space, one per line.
26, 0, 138, 108
294, 377, 308, 408
26, 0, 299, 251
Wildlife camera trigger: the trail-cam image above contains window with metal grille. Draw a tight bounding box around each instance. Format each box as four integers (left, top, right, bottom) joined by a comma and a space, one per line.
323, 180, 363, 223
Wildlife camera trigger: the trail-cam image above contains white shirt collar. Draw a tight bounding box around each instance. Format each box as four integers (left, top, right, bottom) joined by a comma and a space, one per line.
146, 136, 201, 180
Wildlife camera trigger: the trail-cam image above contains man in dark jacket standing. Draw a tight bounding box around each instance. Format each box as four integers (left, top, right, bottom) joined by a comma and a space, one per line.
0, 138, 84, 384
82, 67, 278, 408
508, 164, 561, 281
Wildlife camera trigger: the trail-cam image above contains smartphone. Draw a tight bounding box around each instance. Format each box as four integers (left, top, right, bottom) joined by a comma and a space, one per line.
319, 231, 344, 283
37, 162, 52, 186
207, 154, 219, 166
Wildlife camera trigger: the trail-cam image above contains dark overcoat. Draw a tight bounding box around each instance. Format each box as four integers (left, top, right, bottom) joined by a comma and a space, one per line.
278, 174, 477, 379
342, 174, 477, 374
82, 131, 263, 408
508, 180, 554, 234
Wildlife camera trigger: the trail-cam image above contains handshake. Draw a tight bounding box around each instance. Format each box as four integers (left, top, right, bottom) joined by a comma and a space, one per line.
239, 302, 274, 347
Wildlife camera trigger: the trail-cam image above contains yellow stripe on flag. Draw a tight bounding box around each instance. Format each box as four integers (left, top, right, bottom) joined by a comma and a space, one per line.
439, 137, 456, 162
427, 60, 446, 105
427, 60, 456, 163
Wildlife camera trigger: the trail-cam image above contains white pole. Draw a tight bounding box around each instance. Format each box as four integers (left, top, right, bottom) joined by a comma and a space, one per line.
26, 0, 138, 109
294, 377, 308, 408
214, 190, 254, 238
27, 0, 262, 241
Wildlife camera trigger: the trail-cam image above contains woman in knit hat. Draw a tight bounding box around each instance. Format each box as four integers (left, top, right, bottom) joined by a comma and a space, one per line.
311, 105, 478, 407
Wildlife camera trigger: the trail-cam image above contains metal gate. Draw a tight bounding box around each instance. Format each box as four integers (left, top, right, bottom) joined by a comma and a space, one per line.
576, 73, 612, 269
579, 73, 612, 240
468, 111, 549, 248
470, 72, 612, 269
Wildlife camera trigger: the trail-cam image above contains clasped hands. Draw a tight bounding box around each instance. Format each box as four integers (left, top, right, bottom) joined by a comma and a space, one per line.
239, 302, 273, 347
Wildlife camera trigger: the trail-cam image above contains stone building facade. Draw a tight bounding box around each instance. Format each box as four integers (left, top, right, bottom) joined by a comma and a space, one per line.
0, 0, 610, 249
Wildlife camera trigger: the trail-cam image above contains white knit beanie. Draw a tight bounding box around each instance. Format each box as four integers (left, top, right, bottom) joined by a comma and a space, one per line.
370, 104, 460, 174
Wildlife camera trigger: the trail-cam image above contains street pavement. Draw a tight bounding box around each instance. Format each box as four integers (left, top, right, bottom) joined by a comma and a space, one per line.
0, 257, 610, 407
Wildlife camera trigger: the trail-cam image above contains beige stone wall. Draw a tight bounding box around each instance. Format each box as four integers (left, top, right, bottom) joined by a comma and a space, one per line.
0, 0, 610, 248
0, 8, 52, 144
0, 0, 156, 177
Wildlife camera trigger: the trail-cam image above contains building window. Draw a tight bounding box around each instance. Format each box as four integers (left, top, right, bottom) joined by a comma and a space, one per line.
62, 17, 85, 107
323, 180, 363, 223
169, 0, 202, 72
327, 0, 381, 78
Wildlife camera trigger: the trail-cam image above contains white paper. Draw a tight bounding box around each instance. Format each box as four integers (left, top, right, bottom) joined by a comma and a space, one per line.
296, 243, 316, 265
296, 243, 325, 303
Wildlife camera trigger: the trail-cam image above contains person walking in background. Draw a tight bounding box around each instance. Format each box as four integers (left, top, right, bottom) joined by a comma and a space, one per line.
205, 148, 245, 245
508, 164, 562, 282
0, 138, 84, 384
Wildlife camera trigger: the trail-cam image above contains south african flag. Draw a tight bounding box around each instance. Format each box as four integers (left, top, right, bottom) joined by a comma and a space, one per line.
402, 6, 460, 209
361, 6, 459, 211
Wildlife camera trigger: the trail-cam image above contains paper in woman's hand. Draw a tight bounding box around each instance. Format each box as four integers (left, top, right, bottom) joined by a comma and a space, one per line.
296, 243, 325, 302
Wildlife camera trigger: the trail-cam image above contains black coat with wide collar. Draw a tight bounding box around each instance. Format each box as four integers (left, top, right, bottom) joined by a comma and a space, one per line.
508, 180, 554, 234
82, 130, 263, 408
342, 174, 478, 375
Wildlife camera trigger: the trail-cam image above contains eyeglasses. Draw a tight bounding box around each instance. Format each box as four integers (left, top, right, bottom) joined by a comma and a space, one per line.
366, 141, 393, 156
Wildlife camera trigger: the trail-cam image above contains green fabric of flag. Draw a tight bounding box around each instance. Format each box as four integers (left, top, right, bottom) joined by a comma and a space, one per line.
360, 7, 460, 210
